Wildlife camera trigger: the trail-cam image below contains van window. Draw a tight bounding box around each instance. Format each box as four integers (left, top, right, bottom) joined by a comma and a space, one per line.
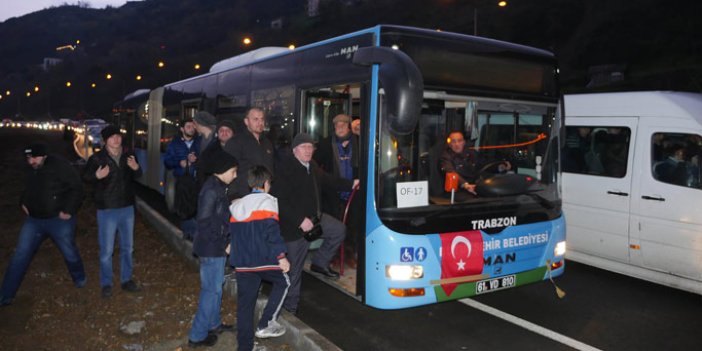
651, 132, 702, 189
562, 126, 631, 178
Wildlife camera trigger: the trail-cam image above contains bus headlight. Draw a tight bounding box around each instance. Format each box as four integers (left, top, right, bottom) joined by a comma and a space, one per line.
386, 265, 424, 280
554, 241, 566, 256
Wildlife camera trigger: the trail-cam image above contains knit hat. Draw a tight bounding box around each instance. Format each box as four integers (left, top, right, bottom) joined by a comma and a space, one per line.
193, 111, 217, 127
292, 133, 315, 149
101, 125, 121, 141
24, 143, 48, 157
332, 114, 351, 124
205, 149, 239, 175
217, 119, 235, 133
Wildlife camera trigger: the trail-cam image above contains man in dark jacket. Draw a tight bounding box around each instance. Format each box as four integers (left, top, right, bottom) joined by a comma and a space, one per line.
0, 144, 86, 306
163, 118, 201, 240
224, 107, 275, 199
272, 133, 357, 314
83, 125, 142, 298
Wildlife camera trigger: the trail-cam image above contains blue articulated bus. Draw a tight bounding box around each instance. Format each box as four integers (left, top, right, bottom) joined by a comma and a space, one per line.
114, 25, 565, 309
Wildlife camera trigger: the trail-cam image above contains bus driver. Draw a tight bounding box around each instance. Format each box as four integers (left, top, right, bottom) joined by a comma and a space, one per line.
439, 130, 511, 198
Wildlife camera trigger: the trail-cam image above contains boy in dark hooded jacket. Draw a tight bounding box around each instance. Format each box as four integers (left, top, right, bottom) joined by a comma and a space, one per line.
229, 165, 290, 351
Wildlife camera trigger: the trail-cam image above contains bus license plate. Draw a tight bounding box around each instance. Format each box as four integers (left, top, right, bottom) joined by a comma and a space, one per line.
475, 275, 516, 294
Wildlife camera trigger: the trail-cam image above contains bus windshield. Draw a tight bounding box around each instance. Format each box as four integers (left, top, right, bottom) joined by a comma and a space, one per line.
376, 93, 561, 234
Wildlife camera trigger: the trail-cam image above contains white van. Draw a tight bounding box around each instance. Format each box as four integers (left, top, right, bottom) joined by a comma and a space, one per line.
562, 91, 702, 294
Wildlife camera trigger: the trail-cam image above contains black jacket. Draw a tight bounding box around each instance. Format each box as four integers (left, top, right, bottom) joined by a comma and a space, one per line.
271, 154, 353, 242
83, 148, 142, 209
192, 176, 231, 258
223, 130, 274, 199
21, 155, 84, 218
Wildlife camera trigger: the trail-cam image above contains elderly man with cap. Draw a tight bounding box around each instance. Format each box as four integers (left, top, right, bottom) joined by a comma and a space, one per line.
224, 107, 275, 199
0, 143, 86, 306
271, 133, 358, 315
314, 113, 359, 218
83, 124, 142, 298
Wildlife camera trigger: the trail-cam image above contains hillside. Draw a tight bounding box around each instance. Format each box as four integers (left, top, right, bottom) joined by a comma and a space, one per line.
0, 0, 699, 119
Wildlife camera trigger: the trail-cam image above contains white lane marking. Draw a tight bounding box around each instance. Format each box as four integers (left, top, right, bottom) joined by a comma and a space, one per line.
459, 298, 602, 351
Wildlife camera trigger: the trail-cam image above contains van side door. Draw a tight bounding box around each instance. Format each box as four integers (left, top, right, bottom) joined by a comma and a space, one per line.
633, 126, 702, 281
562, 117, 638, 264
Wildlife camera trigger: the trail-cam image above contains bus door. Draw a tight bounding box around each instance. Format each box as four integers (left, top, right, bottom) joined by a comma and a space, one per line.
562, 117, 637, 264
300, 83, 365, 300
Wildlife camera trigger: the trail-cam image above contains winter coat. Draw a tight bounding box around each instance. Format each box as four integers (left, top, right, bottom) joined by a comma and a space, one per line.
21, 155, 84, 218
163, 135, 201, 177
223, 130, 274, 199
271, 154, 353, 242
192, 176, 231, 257
228, 192, 286, 271
83, 148, 142, 209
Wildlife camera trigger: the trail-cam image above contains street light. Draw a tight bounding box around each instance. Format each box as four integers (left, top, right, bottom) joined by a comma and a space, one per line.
243, 37, 252, 45
66, 81, 72, 87
157, 61, 165, 68
498, 1, 507, 7
136, 75, 142, 81
5, 90, 10, 96
288, 44, 296, 50
194, 64, 201, 70
106, 73, 112, 80
34, 85, 40, 92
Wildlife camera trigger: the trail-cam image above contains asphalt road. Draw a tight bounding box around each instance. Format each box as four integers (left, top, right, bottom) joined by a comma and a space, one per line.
295, 260, 702, 351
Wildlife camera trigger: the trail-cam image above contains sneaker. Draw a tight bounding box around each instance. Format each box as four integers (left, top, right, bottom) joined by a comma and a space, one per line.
188, 333, 218, 348
101, 286, 112, 299
210, 323, 234, 334
121, 280, 141, 292
255, 320, 286, 339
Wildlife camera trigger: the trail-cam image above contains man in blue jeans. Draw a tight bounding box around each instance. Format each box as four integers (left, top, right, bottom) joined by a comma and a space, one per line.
83, 125, 142, 298
1, 143, 86, 306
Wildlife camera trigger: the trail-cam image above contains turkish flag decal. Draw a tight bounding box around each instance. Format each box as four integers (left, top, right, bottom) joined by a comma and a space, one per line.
440, 230, 484, 296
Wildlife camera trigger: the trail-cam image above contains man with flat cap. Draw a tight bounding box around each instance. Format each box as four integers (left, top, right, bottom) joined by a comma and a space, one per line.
1, 143, 86, 306
272, 133, 358, 315
83, 125, 142, 298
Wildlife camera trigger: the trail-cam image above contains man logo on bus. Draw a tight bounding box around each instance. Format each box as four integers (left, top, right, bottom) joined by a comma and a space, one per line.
440, 231, 484, 296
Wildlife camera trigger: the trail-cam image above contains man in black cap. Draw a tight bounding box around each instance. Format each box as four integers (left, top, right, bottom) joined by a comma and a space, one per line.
1, 143, 86, 306
271, 133, 358, 315
83, 124, 143, 298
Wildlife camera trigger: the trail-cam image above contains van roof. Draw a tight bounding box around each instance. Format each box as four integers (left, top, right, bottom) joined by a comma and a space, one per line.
565, 91, 702, 124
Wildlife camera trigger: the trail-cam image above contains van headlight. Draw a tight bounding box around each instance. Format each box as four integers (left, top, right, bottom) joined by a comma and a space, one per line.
386, 265, 424, 280
554, 241, 566, 256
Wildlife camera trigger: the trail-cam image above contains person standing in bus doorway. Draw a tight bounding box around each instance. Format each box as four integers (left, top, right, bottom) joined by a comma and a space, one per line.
187, 149, 238, 348
351, 118, 361, 137
224, 107, 275, 199
0, 144, 86, 306
83, 125, 142, 299
440, 130, 511, 199
230, 165, 290, 351
313, 114, 360, 267
272, 133, 358, 315
164, 118, 201, 241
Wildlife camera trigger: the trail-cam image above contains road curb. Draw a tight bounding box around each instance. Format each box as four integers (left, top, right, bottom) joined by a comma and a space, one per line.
135, 198, 342, 351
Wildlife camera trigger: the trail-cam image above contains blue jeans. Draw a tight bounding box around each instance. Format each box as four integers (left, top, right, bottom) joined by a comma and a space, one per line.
189, 256, 226, 342
97, 206, 135, 288
0, 216, 85, 304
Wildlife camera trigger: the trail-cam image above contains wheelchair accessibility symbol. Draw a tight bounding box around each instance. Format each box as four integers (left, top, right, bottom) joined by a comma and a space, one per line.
400, 247, 414, 262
